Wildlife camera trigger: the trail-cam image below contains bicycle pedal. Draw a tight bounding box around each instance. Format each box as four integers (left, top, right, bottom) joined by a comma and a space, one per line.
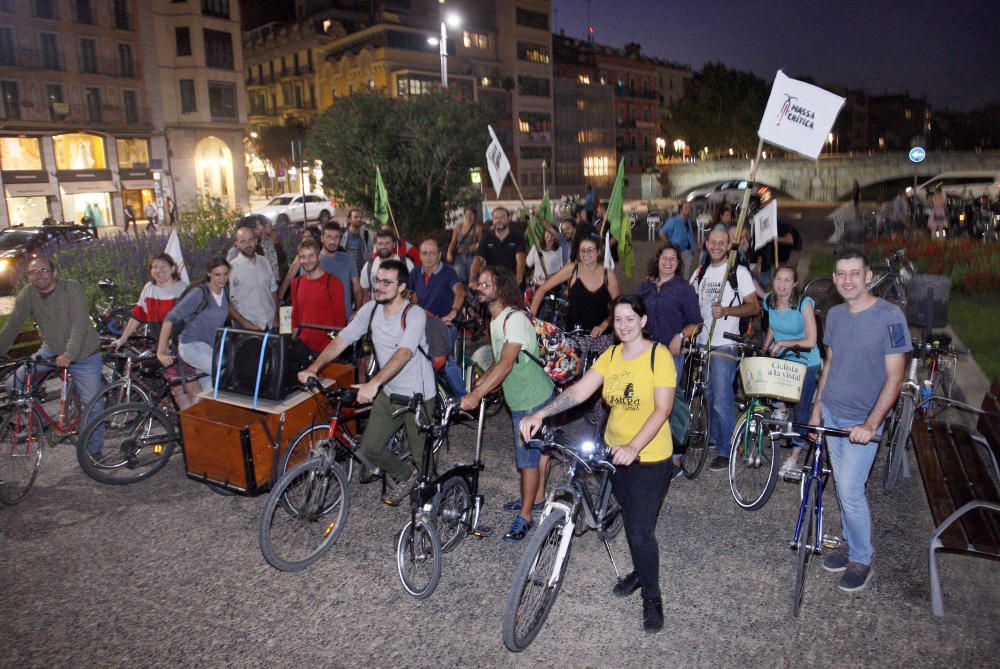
471, 524, 493, 538
821, 534, 842, 550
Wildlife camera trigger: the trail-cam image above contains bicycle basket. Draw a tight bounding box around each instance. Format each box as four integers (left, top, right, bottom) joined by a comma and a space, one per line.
739, 357, 807, 403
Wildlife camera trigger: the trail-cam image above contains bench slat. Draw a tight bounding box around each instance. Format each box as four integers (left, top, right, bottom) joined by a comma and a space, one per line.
948, 423, 1000, 553
911, 419, 968, 551
977, 388, 1000, 471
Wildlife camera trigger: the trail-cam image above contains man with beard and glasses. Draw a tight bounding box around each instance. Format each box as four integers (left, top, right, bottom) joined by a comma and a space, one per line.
228, 222, 278, 331
299, 259, 435, 505
360, 228, 414, 304
471, 207, 526, 287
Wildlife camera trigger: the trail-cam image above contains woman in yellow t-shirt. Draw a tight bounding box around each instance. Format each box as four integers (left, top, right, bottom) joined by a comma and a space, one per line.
519, 294, 676, 633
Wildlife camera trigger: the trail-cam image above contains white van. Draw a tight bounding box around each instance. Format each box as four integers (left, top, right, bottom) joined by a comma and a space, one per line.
914, 171, 1000, 201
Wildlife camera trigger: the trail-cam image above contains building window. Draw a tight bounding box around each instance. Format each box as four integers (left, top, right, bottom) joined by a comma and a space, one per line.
84, 87, 101, 122
517, 111, 551, 135
34, 0, 56, 19
1, 80, 19, 120
175, 27, 191, 56
207, 80, 236, 119
116, 138, 149, 168
0, 27, 15, 66
516, 42, 550, 64
203, 29, 234, 69
0, 0, 11, 12
577, 74, 590, 85
45, 83, 64, 119
397, 74, 437, 97
463, 31, 488, 49
113, 0, 131, 30
515, 7, 548, 30
520, 146, 551, 161
122, 89, 139, 123
0, 137, 43, 170
583, 155, 610, 177
79, 38, 98, 74
75, 0, 93, 23
118, 43, 135, 77
53, 133, 107, 170
201, 0, 229, 18
40, 33, 61, 69
179, 79, 196, 112
517, 75, 550, 98
282, 81, 304, 108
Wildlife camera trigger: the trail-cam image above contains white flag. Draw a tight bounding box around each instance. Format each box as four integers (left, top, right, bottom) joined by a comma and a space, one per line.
602, 231, 616, 270
164, 230, 190, 284
758, 70, 846, 160
485, 125, 510, 198
753, 200, 779, 251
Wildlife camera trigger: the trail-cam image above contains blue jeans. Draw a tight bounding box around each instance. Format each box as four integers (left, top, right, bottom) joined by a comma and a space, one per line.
706, 346, 739, 457
822, 407, 880, 566
16, 346, 105, 454
791, 365, 820, 447
178, 341, 215, 392
510, 393, 553, 469
442, 325, 466, 400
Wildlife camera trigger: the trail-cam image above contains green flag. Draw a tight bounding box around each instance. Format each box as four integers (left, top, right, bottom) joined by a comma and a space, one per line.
539, 191, 552, 226
526, 213, 544, 251
606, 157, 633, 278
373, 165, 390, 226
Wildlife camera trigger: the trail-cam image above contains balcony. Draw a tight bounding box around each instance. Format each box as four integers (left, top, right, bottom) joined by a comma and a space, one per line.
1, 47, 64, 71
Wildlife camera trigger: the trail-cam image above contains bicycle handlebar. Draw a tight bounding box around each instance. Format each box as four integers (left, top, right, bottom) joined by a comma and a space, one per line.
302, 377, 358, 404
388, 392, 480, 432
759, 417, 851, 439
526, 426, 617, 477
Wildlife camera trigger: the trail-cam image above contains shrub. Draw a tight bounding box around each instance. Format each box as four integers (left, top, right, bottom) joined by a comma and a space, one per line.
867, 238, 1000, 293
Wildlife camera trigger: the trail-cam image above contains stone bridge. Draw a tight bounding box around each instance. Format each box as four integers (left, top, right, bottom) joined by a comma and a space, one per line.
663, 150, 1000, 201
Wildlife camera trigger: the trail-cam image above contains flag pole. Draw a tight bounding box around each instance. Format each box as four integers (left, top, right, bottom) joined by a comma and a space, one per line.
508, 172, 550, 280
706, 137, 765, 353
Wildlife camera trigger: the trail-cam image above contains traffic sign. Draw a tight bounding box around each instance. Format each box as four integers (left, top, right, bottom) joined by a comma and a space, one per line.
909, 147, 926, 163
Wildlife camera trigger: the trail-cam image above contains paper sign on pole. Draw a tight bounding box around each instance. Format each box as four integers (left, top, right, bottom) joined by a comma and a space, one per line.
757, 71, 846, 160
753, 200, 779, 251
485, 125, 511, 198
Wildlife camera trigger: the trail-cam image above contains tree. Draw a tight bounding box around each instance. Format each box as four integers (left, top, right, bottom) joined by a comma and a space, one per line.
251, 122, 308, 170
661, 63, 769, 157
307, 92, 490, 236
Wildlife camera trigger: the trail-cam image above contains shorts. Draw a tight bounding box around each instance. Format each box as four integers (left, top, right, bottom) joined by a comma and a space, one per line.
510, 393, 554, 469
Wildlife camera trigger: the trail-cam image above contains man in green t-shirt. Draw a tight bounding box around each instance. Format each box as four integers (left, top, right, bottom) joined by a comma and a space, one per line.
461, 266, 554, 542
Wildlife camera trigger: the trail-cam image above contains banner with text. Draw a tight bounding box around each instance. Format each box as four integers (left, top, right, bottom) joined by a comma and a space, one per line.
758, 70, 846, 160
753, 200, 779, 251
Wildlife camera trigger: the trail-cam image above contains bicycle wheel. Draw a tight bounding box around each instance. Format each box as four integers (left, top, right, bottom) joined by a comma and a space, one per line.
792, 482, 818, 617
728, 411, 778, 511
503, 510, 572, 652
434, 475, 471, 552
0, 405, 44, 505
76, 403, 178, 485
279, 423, 355, 484
584, 396, 606, 427
396, 517, 442, 599
358, 426, 408, 484
884, 393, 914, 492
258, 457, 350, 571
682, 389, 710, 479
598, 488, 624, 542
82, 378, 153, 427
803, 277, 841, 324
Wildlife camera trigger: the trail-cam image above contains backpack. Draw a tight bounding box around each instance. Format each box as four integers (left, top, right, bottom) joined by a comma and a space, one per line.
693, 258, 753, 336
502, 309, 581, 385
366, 302, 450, 371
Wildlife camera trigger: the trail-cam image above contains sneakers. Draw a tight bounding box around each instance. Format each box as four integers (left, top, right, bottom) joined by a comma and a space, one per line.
502, 498, 545, 513
838, 562, 874, 592
612, 570, 641, 598
822, 544, 850, 573
708, 455, 729, 471
779, 457, 801, 480
670, 466, 685, 482
642, 596, 664, 633
503, 515, 533, 542
381, 471, 419, 506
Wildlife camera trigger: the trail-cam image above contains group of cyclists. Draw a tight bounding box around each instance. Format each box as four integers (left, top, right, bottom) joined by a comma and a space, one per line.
0, 195, 910, 635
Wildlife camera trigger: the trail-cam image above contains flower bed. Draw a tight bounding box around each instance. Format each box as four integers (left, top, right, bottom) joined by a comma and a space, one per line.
868, 238, 1000, 293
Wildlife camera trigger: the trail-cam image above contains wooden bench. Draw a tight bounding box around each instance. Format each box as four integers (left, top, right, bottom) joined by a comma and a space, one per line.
910, 380, 1000, 616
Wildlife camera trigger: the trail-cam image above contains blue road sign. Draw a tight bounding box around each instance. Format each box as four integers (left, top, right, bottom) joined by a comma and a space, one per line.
909, 147, 926, 163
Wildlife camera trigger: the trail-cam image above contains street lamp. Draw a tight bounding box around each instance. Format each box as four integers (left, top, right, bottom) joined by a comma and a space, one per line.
427, 3, 461, 88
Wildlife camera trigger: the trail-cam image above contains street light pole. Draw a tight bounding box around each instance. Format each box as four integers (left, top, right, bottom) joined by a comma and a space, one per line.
439, 17, 448, 89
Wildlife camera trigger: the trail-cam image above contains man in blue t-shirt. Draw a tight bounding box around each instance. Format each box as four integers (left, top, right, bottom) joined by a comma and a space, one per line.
658, 201, 695, 274
809, 249, 910, 594
319, 223, 362, 318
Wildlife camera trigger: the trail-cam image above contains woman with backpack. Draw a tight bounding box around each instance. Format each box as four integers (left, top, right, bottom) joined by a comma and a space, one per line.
519, 294, 677, 633
762, 265, 820, 480
157, 256, 231, 403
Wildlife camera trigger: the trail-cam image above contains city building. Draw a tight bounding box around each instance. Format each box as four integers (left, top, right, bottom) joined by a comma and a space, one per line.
0, 0, 247, 229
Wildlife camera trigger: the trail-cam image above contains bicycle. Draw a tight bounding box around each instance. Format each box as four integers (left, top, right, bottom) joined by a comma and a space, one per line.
451, 315, 504, 417
676, 332, 711, 479
0, 356, 83, 505
502, 426, 623, 652
758, 416, 851, 617
81, 337, 174, 425
564, 327, 613, 428
803, 248, 916, 325
390, 392, 489, 599
257, 382, 413, 572
724, 332, 810, 511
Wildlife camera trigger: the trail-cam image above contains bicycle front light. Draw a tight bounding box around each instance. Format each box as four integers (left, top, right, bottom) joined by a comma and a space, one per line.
0, 258, 10, 274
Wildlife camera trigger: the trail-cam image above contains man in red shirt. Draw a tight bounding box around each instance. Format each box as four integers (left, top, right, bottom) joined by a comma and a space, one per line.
290, 238, 346, 352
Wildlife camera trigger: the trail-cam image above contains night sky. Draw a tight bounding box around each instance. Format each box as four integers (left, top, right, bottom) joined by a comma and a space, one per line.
553, 0, 1000, 112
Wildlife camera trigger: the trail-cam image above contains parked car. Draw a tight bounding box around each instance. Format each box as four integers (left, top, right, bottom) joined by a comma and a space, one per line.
0, 224, 96, 294
250, 193, 336, 226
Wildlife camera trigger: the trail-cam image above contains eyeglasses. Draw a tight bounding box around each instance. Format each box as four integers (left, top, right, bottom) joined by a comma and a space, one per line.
578, 248, 598, 255
477, 281, 494, 288
374, 278, 398, 287
28, 268, 53, 276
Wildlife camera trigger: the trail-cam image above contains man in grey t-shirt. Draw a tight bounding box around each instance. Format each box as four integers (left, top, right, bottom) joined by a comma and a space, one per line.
809, 249, 910, 593
298, 259, 433, 506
